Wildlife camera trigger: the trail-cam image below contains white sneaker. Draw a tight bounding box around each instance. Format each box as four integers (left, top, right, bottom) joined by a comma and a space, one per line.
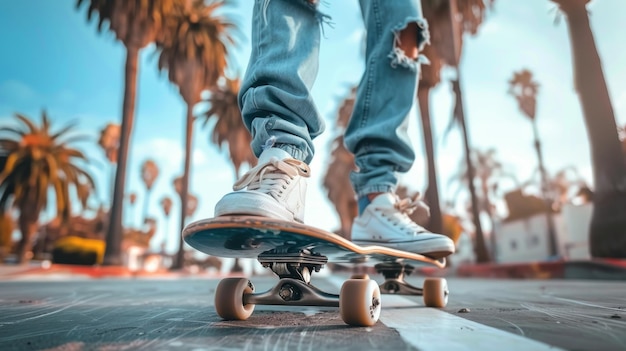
214, 148, 310, 222
351, 193, 455, 258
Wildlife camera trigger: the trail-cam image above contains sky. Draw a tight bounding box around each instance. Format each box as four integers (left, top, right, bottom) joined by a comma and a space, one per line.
1, 0, 625, 254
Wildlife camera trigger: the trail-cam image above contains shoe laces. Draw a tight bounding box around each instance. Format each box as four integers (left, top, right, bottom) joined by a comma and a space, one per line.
233, 156, 310, 200
378, 195, 430, 234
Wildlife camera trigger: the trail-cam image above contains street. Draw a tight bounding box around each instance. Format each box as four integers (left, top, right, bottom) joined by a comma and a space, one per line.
1, 273, 625, 351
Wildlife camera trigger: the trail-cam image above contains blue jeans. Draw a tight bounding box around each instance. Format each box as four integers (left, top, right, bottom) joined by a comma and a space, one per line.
238, 0, 429, 197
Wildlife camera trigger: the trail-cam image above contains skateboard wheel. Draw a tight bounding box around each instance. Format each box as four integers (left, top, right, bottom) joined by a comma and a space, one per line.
350, 274, 370, 280
215, 278, 255, 320
422, 278, 448, 308
339, 279, 381, 326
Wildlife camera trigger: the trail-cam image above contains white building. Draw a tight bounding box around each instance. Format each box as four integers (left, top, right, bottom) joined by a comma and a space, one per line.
492, 203, 593, 263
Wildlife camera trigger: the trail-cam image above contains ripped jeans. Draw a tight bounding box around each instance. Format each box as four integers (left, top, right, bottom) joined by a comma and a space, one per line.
238, 0, 429, 197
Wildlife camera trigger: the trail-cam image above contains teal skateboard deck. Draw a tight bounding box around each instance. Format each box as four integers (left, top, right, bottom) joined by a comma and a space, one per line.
183, 215, 447, 268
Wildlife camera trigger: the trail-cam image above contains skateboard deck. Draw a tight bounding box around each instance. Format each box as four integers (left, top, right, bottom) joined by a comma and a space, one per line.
183, 215, 450, 327
183, 215, 446, 268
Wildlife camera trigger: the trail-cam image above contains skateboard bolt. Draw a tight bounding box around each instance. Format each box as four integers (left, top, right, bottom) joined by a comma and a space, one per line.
279, 284, 299, 301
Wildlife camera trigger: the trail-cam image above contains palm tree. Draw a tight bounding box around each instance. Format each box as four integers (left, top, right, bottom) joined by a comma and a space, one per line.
449, 148, 516, 257
508, 69, 558, 256
416, 41, 445, 234
97, 123, 121, 164
323, 87, 358, 239
157, 0, 236, 270
200, 77, 256, 179
0, 212, 14, 263
160, 196, 173, 250
77, 0, 175, 265
420, 0, 495, 262
550, 0, 626, 257
140, 159, 160, 222
0, 112, 95, 264
127, 192, 138, 228
97, 123, 120, 206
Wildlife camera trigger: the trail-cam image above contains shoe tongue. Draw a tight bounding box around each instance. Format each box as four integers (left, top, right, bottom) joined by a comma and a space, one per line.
258, 147, 292, 164
370, 193, 397, 207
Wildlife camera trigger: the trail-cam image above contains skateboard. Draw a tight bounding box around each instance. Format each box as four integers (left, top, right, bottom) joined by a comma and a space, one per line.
182, 215, 450, 327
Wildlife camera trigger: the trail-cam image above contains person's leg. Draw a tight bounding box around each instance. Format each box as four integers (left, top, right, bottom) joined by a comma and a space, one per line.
346, 0, 428, 200
346, 0, 454, 257
239, 0, 325, 164
215, 0, 327, 223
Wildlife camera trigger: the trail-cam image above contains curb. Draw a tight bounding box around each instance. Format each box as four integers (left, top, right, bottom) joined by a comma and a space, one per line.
0, 263, 220, 280
455, 259, 626, 280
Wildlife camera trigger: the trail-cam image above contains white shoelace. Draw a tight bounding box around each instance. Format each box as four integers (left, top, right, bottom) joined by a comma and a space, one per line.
378, 196, 431, 234
233, 157, 310, 200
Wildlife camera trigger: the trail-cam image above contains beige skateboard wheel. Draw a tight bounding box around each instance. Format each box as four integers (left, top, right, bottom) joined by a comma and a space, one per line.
422, 277, 448, 308
339, 279, 381, 326
214, 278, 255, 320
350, 273, 370, 280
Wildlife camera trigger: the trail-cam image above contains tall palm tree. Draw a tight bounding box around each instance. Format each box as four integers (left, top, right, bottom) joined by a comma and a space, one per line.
417, 42, 444, 234
156, 0, 236, 270
508, 69, 558, 257
140, 159, 159, 222
200, 77, 256, 179
550, 0, 626, 257
0, 112, 95, 263
77, 0, 175, 265
420, 0, 494, 262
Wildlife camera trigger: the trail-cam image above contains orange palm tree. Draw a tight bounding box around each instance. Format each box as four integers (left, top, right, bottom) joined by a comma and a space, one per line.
156, 0, 236, 270
77, 0, 175, 265
200, 77, 256, 179
550, 0, 626, 257
0, 112, 95, 263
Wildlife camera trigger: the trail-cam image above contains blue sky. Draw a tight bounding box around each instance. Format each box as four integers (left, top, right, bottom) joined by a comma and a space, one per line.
1, 0, 625, 253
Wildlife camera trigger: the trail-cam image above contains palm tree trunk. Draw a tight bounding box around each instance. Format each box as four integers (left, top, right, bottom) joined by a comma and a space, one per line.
16, 213, 38, 264
103, 45, 140, 266
417, 85, 443, 234
556, 0, 626, 257
452, 75, 491, 263
532, 120, 559, 257
143, 189, 151, 223
172, 105, 194, 270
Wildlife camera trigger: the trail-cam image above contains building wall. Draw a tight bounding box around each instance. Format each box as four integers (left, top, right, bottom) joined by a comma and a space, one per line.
559, 203, 592, 260
493, 203, 592, 263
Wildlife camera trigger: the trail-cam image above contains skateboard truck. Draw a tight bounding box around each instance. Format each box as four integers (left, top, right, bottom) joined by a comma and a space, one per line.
251, 247, 339, 307
376, 262, 428, 296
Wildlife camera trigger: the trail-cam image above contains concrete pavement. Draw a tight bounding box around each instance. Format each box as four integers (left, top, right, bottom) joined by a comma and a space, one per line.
1, 273, 625, 350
